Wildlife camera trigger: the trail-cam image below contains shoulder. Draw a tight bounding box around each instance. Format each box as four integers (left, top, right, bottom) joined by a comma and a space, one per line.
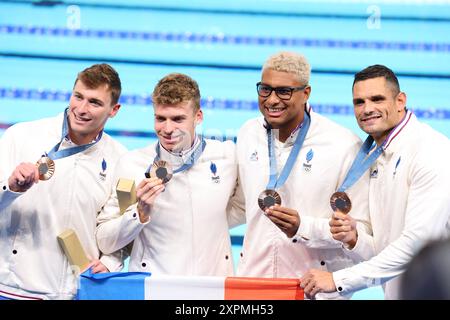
204, 138, 236, 158
119, 143, 156, 162
2, 114, 62, 140
100, 134, 128, 157
411, 120, 450, 166
238, 117, 264, 135
112, 143, 156, 174
416, 120, 449, 147
236, 117, 265, 144
309, 111, 362, 147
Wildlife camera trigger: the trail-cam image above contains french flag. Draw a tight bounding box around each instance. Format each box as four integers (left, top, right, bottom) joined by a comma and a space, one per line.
77, 270, 304, 300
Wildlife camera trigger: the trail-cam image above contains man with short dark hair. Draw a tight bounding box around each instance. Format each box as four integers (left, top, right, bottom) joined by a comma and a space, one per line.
0, 63, 127, 299
301, 64, 450, 299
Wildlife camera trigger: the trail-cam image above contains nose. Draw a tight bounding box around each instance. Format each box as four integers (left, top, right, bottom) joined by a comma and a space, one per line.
265, 89, 281, 105
163, 120, 175, 134
76, 99, 89, 113
361, 101, 376, 115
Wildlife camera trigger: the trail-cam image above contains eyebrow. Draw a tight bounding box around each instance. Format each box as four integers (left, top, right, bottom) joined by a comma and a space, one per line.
155, 114, 187, 120
260, 83, 292, 89
353, 98, 364, 104
353, 95, 386, 104
89, 98, 104, 106
74, 91, 104, 106
370, 95, 386, 101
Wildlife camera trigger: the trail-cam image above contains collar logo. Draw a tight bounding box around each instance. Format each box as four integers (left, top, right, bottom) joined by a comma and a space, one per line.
210, 162, 220, 183
370, 168, 378, 179
302, 149, 313, 172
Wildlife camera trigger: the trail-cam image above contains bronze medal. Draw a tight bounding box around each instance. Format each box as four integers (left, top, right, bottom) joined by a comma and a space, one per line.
36, 156, 55, 181
330, 191, 352, 214
258, 189, 282, 212
148, 160, 173, 183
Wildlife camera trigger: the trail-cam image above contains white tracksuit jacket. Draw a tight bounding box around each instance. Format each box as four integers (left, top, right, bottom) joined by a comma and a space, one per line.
96, 139, 244, 276
236, 109, 372, 299
333, 111, 450, 299
0, 112, 126, 299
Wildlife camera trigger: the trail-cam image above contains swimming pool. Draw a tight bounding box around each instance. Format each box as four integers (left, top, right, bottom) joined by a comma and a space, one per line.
1, 0, 449, 300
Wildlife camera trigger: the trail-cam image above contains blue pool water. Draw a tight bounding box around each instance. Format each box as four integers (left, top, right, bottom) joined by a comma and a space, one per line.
1, 0, 450, 300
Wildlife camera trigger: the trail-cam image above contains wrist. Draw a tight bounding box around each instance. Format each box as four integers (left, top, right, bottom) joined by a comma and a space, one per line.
137, 204, 150, 223
346, 230, 358, 249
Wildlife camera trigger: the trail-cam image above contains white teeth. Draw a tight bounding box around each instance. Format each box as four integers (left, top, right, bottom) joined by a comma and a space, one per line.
363, 115, 381, 121
75, 115, 89, 121
268, 107, 284, 112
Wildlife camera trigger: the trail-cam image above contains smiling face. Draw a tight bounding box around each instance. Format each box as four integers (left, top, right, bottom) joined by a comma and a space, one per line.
68, 80, 120, 145
352, 77, 406, 145
154, 100, 203, 152
258, 68, 310, 142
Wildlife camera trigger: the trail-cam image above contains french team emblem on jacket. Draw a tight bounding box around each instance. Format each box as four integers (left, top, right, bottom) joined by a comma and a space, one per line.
393, 156, 401, 178
210, 162, 220, 183
302, 149, 314, 172
99, 158, 107, 180
249, 150, 258, 161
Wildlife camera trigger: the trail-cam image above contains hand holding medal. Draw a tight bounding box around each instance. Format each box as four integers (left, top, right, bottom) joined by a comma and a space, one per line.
10, 108, 103, 191
137, 138, 206, 223
262, 200, 301, 238
259, 112, 311, 215
329, 210, 358, 248
136, 176, 165, 223
328, 135, 385, 247
8, 162, 40, 192
330, 135, 384, 215
257, 113, 310, 238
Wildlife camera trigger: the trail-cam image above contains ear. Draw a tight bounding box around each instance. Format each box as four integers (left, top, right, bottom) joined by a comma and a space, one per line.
396, 92, 407, 113
303, 86, 311, 100
195, 109, 203, 125
109, 104, 121, 118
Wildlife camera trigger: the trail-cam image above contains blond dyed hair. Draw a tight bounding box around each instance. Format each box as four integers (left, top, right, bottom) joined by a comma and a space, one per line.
262, 51, 311, 86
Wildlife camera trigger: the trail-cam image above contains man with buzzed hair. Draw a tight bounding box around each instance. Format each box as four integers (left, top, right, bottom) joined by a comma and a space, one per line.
301, 64, 450, 299
0, 63, 127, 299
236, 51, 372, 299
96, 73, 244, 277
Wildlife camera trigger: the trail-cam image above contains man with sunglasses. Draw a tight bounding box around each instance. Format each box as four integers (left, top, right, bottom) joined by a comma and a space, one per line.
235, 51, 372, 299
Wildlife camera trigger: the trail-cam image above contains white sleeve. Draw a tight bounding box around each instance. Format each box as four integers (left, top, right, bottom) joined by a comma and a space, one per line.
99, 250, 126, 272
0, 126, 23, 211
96, 160, 149, 255
333, 152, 450, 294
226, 173, 246, 229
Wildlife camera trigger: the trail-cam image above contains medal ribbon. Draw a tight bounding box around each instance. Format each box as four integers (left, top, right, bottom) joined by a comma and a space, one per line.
45, 107, 103, 160
266, 111, 311, 190
146, 135, 206, 176
338, 110, 411, 192
337, 135, 382, 192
